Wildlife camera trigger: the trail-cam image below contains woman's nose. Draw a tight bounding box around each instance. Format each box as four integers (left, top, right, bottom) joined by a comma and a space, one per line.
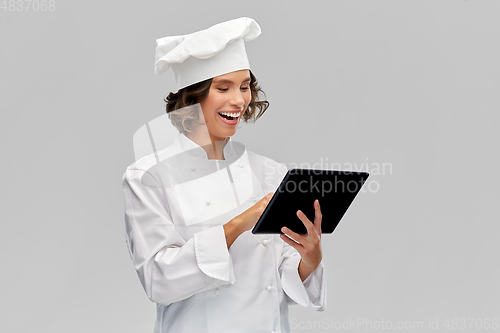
229, 90, 245, 107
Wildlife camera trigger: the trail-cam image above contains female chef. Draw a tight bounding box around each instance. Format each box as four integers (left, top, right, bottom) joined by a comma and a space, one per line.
122, 17, 326, 333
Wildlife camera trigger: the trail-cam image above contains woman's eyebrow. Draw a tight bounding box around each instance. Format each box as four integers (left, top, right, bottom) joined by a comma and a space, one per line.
213, 77, 251, 84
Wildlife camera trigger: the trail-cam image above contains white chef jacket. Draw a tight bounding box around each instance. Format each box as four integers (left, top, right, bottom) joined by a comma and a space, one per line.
122, 132, 326, 333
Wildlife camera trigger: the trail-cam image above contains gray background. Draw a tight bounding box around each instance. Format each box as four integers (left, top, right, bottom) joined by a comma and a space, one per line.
1, 1, 499, 332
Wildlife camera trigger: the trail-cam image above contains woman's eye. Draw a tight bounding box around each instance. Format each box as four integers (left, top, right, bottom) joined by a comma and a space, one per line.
241, 86, 249, 91
217, 88, 228, 92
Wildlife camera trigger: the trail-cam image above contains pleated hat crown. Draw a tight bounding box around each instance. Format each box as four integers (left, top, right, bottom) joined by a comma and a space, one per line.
154, 17, 261, 91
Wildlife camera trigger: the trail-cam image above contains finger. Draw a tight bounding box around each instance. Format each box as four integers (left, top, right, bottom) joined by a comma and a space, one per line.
281, 226, 305, 244
280, 233, 303, 252
264, 192, 274, 202
296, 210, 316, 237
258, 193, 273, 207
314, 199, 323, 236
263, 193, 272, 201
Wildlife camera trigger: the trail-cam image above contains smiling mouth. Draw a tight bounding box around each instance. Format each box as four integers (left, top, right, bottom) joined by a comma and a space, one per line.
218, 111, 241, 121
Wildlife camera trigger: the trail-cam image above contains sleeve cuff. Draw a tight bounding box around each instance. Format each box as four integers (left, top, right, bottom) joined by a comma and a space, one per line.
193, 225, 235, 284
281, 256, 310, 307
304, 260, 327, 311
282, 257, 327, 310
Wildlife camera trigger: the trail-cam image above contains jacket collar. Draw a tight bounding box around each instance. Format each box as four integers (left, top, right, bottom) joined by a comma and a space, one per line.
173, 132, 237, 161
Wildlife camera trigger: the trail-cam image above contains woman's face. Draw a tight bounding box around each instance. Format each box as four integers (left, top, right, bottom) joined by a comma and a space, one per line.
200, 69, 251, 142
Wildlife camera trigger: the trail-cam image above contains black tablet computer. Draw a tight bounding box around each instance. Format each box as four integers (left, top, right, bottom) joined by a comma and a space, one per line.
252, 169, 369, 234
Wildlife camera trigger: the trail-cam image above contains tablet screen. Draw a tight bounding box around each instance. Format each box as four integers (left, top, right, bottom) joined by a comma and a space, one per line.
252, 169, 369, 234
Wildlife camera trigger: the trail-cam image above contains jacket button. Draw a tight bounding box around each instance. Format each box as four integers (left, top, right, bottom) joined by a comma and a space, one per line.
266, 286, 273, 292
214, 288, 219, 296
205, 199, 211, 205
238, 163, 244, 168
252, 197, 258, 203
261, 239, 269, 246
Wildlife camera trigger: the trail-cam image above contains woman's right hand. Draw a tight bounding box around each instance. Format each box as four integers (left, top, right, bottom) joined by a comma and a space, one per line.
235, 192, 274, 232
223, 192, 274, 248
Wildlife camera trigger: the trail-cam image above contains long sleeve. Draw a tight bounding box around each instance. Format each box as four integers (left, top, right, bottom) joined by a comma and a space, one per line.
256, 154, 327, 311
122, 167, 235, 307
279, 240, 327, 311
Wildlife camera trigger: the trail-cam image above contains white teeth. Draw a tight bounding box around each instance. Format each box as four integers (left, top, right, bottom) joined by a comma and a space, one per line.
219, 111, 241, 118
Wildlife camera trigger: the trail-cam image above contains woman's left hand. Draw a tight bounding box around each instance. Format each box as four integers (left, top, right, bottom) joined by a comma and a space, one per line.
280, 199, 323, 281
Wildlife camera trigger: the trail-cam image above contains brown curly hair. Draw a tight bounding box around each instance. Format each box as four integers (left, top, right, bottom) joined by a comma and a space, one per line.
164, 71, 269, 134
